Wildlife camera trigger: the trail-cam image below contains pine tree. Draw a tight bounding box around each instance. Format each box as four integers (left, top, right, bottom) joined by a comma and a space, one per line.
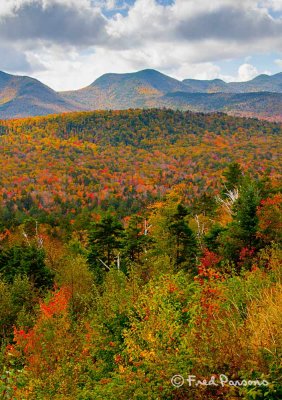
88, 214, 124, 282
168, 204, 198, 272
222, 162, 243, 192
220, 175, 263, 264
0, 244, 53, 289
122, 215, 151, 262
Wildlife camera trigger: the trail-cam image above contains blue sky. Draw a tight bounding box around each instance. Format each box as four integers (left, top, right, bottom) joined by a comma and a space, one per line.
0, 0, 281, 90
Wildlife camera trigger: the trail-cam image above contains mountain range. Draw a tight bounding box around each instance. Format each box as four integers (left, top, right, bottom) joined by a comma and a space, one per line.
0, 69, 282, 120
0, 71, 81, 119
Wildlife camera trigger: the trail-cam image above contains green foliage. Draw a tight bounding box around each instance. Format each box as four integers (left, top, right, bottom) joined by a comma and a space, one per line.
204, 223, 226, 252
0, 244, 54, 289
0, 110, 280, 225
121, 215, 151, 262
167, 204, 197, 272
55, 254, 95, 316
0, 369, 27, 400
147, 195, 198, 275
0, 275, 35, 338
234, 177, 261, 243
88, 214, 124, 283
0, 110, 280, 399
191, 193, 218, 217
220, 175, 267, 264
222, 162, 243, 192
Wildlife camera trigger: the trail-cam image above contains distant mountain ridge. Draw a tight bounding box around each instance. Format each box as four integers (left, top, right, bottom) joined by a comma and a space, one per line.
92, 69, 187, 92
182, 72, 282, 93
62, 69, 190, 110
162, 91, 282, 121
0, 71, 82, 119
0, 69, 282, 120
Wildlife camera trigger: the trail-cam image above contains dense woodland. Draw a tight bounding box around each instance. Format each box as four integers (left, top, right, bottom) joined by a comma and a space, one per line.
0, 109, 280, 227
0, 109, 281, 399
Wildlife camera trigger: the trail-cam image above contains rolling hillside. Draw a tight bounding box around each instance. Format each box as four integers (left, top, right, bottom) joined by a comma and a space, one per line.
61, 69, 190, 109
62, 69, 282, 121
0, 108, 281, 220
0, 109, 281, 400
1, 69, 282, 120
162, 91, 282, 121
182, 72, 282, 93
0, 71, 82, 119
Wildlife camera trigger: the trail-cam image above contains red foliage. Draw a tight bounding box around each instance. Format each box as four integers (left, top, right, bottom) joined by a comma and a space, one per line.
40, 286, 71, 318
239, 247, 255, 261
199, 249, 222, 269
8, 286, 71, 362
195, 249, 222, 285
0, 110, 280, 222
257, 193, 282, 242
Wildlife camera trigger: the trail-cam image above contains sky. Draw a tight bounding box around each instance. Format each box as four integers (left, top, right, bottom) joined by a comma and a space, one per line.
0, 0, 281, 91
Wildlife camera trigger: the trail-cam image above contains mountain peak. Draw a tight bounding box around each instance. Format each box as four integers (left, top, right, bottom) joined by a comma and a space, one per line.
251, 73, 270, 82
1, 69, 282, 120
89, 69, 186, 94
134, 68, 163, 76
0, 71, 81, 119
91, 69, 166, 86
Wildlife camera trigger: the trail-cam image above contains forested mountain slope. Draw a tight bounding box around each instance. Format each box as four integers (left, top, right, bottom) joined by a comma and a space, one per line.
0, 108, 281, 399
62, 70, 282, 121
182, 72, 282, 93
0, 71, 82, 119
0, 109, 280, 226
1, 69, 281, 120
163, 91, 282, 121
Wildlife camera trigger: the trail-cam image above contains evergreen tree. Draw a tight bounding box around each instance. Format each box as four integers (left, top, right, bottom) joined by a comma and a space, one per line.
220, 175, 264, 264
234, 177, 260, 247
0, 244, 53, 289
168, 204, 198, 272
88, 214, 124, 282
204, 224, 226, 253
222, 162, 243, 192
122, 215, 151, 262
191, 193, 217, 217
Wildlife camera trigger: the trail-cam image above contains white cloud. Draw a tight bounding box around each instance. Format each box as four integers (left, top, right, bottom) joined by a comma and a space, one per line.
237, 63, 259, 81
30, 46, 151, 90
0, 0, 281, 89
275, 58, 282, 67
259, 0, 282, 11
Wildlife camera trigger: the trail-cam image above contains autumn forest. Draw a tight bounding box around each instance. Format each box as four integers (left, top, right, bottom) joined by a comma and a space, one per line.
0, 109, 281, 399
